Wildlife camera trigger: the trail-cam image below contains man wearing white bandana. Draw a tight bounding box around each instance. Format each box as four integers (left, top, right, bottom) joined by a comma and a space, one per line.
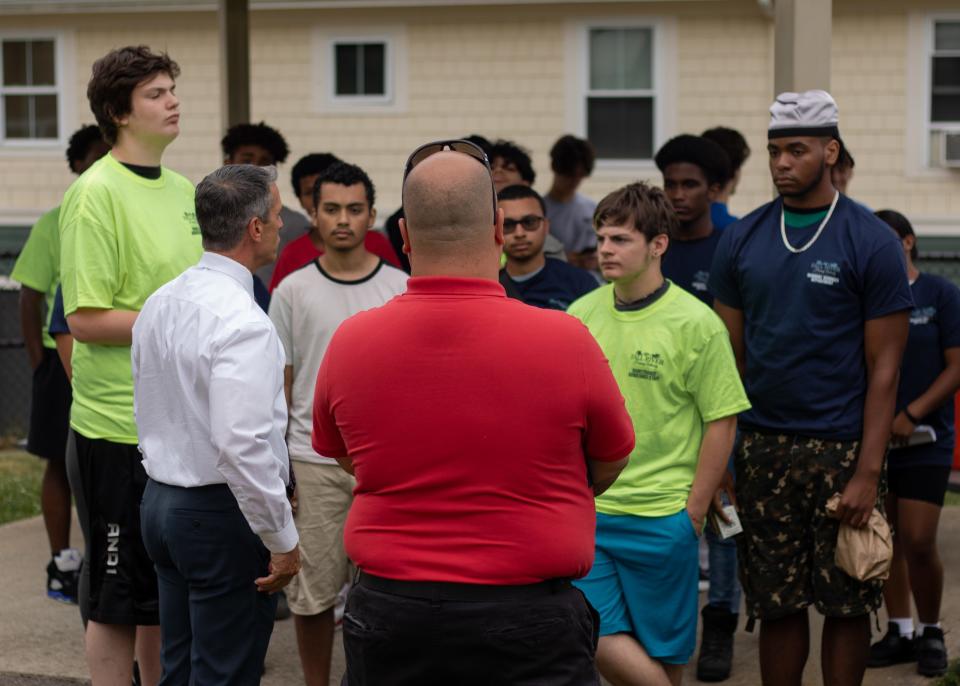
708, 90, 914, 686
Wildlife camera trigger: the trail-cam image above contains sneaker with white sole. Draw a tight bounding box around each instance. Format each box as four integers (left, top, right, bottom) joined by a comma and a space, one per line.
47, 548, 82, 604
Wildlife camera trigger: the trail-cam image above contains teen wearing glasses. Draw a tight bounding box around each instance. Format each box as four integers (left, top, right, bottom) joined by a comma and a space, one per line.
498, 185, 599, 310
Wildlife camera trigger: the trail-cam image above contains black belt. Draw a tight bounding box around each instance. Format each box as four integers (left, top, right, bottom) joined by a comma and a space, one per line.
357, 571, 571, 602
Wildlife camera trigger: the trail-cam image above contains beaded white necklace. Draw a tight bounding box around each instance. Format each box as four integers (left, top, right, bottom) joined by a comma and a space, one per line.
780, 191, 840, 254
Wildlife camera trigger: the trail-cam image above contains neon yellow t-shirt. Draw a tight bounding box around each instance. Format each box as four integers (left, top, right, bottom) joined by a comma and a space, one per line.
11, 207, 60, 349
567, 281, 751, 517
59, 153, 202, 444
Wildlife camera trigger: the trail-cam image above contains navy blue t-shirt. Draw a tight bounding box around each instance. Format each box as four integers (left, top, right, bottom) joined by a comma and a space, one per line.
709, 195, 914, 440
711, 202, 737, 230
252, 274, 270, 313
662, 231, 723, 306
892, 273, 960, 468
500, 258, 599, 311
49, 285, 69, 336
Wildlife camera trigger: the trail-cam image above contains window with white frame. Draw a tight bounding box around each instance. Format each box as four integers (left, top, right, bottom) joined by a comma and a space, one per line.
929, 19, 960, 166
312, 27, 406, 113
334, 42, 387, 98
586, 27, 656, 160
1, 37, 59, 141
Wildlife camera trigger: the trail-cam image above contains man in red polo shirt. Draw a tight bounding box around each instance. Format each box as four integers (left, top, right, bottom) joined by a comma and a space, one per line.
311, 141, 634, 686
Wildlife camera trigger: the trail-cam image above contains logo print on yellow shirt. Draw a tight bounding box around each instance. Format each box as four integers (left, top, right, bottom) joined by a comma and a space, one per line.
183, 211, 201, 235
629, 350, 663, 381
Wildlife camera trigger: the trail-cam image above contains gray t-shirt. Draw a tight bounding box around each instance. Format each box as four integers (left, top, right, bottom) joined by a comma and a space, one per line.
268, 259, 408, 463
544, 192, 597, 254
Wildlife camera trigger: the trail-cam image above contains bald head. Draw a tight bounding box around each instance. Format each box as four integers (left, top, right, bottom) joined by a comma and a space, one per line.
402, 151, 496, 254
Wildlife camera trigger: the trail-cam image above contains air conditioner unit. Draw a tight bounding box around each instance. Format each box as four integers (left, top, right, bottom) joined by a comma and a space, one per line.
943, 131, 960, 168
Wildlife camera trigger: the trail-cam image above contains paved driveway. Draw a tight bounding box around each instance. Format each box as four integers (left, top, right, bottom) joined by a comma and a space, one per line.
1, 509, 956, 685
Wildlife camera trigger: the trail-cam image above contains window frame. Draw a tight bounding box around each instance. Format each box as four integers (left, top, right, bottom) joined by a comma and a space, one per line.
312, 26, 407, 114
929, 17, 960, 164
330, 38, 391, 103
565, 16, 676, 171
907, 12, 960, 174
0, 31, 74, 150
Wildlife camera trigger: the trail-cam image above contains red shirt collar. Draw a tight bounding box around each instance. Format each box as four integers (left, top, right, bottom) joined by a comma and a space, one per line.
405, 276, 506, 298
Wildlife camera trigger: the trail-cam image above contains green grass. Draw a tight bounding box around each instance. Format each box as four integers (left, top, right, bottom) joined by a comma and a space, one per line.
0, 450, 43, 525
935, 659, 960, 685
946, 489, 960, 508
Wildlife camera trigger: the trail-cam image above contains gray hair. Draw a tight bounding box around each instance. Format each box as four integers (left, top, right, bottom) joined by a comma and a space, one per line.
195, 164, 278, 251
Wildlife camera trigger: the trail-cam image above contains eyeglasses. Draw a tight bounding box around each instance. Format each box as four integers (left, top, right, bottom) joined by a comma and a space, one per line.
503, 215, 545, 234
402, 139, 498, 218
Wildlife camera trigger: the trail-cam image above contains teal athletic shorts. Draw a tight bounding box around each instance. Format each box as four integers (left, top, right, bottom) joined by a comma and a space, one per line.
574, 510, 699, 665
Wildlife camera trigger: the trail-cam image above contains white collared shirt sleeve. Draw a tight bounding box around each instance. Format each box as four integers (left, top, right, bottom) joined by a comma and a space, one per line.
209, 317, 298, 554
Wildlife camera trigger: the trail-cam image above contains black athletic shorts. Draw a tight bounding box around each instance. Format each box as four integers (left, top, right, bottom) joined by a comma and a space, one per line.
888, 464, 952, 507
74, 432, 159, 625
27, 347, 71, 461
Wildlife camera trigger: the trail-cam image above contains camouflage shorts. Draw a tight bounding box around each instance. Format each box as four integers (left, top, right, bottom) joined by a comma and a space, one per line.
734, 431, 885, 621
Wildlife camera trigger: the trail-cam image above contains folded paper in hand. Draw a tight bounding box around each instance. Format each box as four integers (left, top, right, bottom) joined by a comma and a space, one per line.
824, 494, 893, 582
888, 424, 937, 450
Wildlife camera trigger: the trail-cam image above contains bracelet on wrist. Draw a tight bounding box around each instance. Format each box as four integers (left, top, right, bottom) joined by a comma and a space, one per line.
903, 408, 920, 425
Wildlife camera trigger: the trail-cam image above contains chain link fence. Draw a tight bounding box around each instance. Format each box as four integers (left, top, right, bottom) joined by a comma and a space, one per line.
918, 255, 960, 286
1, 275, 30, 441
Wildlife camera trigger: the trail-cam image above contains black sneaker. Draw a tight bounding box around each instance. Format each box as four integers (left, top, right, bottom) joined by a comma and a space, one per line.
696, 605, 738, 682
916, 626, 948, 677
867, 623, 916, 668
46, 549, 81, 604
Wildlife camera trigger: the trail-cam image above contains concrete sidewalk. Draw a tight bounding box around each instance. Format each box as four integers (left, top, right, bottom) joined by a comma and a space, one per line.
0, 510, 956, 685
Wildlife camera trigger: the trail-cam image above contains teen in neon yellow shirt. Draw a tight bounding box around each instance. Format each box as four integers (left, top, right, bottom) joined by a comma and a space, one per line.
12, 208, 61, 350
60, 152, 201, 444
569, 182, 749, 684
569, 279, 750, 516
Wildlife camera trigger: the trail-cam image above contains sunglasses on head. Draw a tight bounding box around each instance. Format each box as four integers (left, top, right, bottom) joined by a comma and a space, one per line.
402, 139, 498, 218
503, 215, 544, 234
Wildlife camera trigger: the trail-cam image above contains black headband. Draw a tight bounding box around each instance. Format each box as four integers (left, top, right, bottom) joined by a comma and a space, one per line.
768, 125, 840, 140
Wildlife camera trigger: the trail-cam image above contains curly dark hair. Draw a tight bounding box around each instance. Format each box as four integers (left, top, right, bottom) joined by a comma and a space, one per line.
221, 122, 290, 164
701, 126, 751, 173
594, 181, 679, 241
489, 140, 536, 185
654, 134, 732, 187
290, 153, 342, 197
87, 46, 180, 145
462, 134, 493, 157
312, 161, 376, 210
549, 135, 595, 177
66, 124, 106, 173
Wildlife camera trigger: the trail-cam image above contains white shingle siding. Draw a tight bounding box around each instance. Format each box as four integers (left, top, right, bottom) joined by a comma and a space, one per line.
0, 1, 957, 233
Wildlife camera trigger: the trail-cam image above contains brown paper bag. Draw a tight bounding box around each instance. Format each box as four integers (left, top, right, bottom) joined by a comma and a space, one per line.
825, 494, 893, 582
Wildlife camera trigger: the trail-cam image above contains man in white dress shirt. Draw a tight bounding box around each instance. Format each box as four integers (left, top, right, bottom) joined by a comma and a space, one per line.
133, 164, 301, 685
